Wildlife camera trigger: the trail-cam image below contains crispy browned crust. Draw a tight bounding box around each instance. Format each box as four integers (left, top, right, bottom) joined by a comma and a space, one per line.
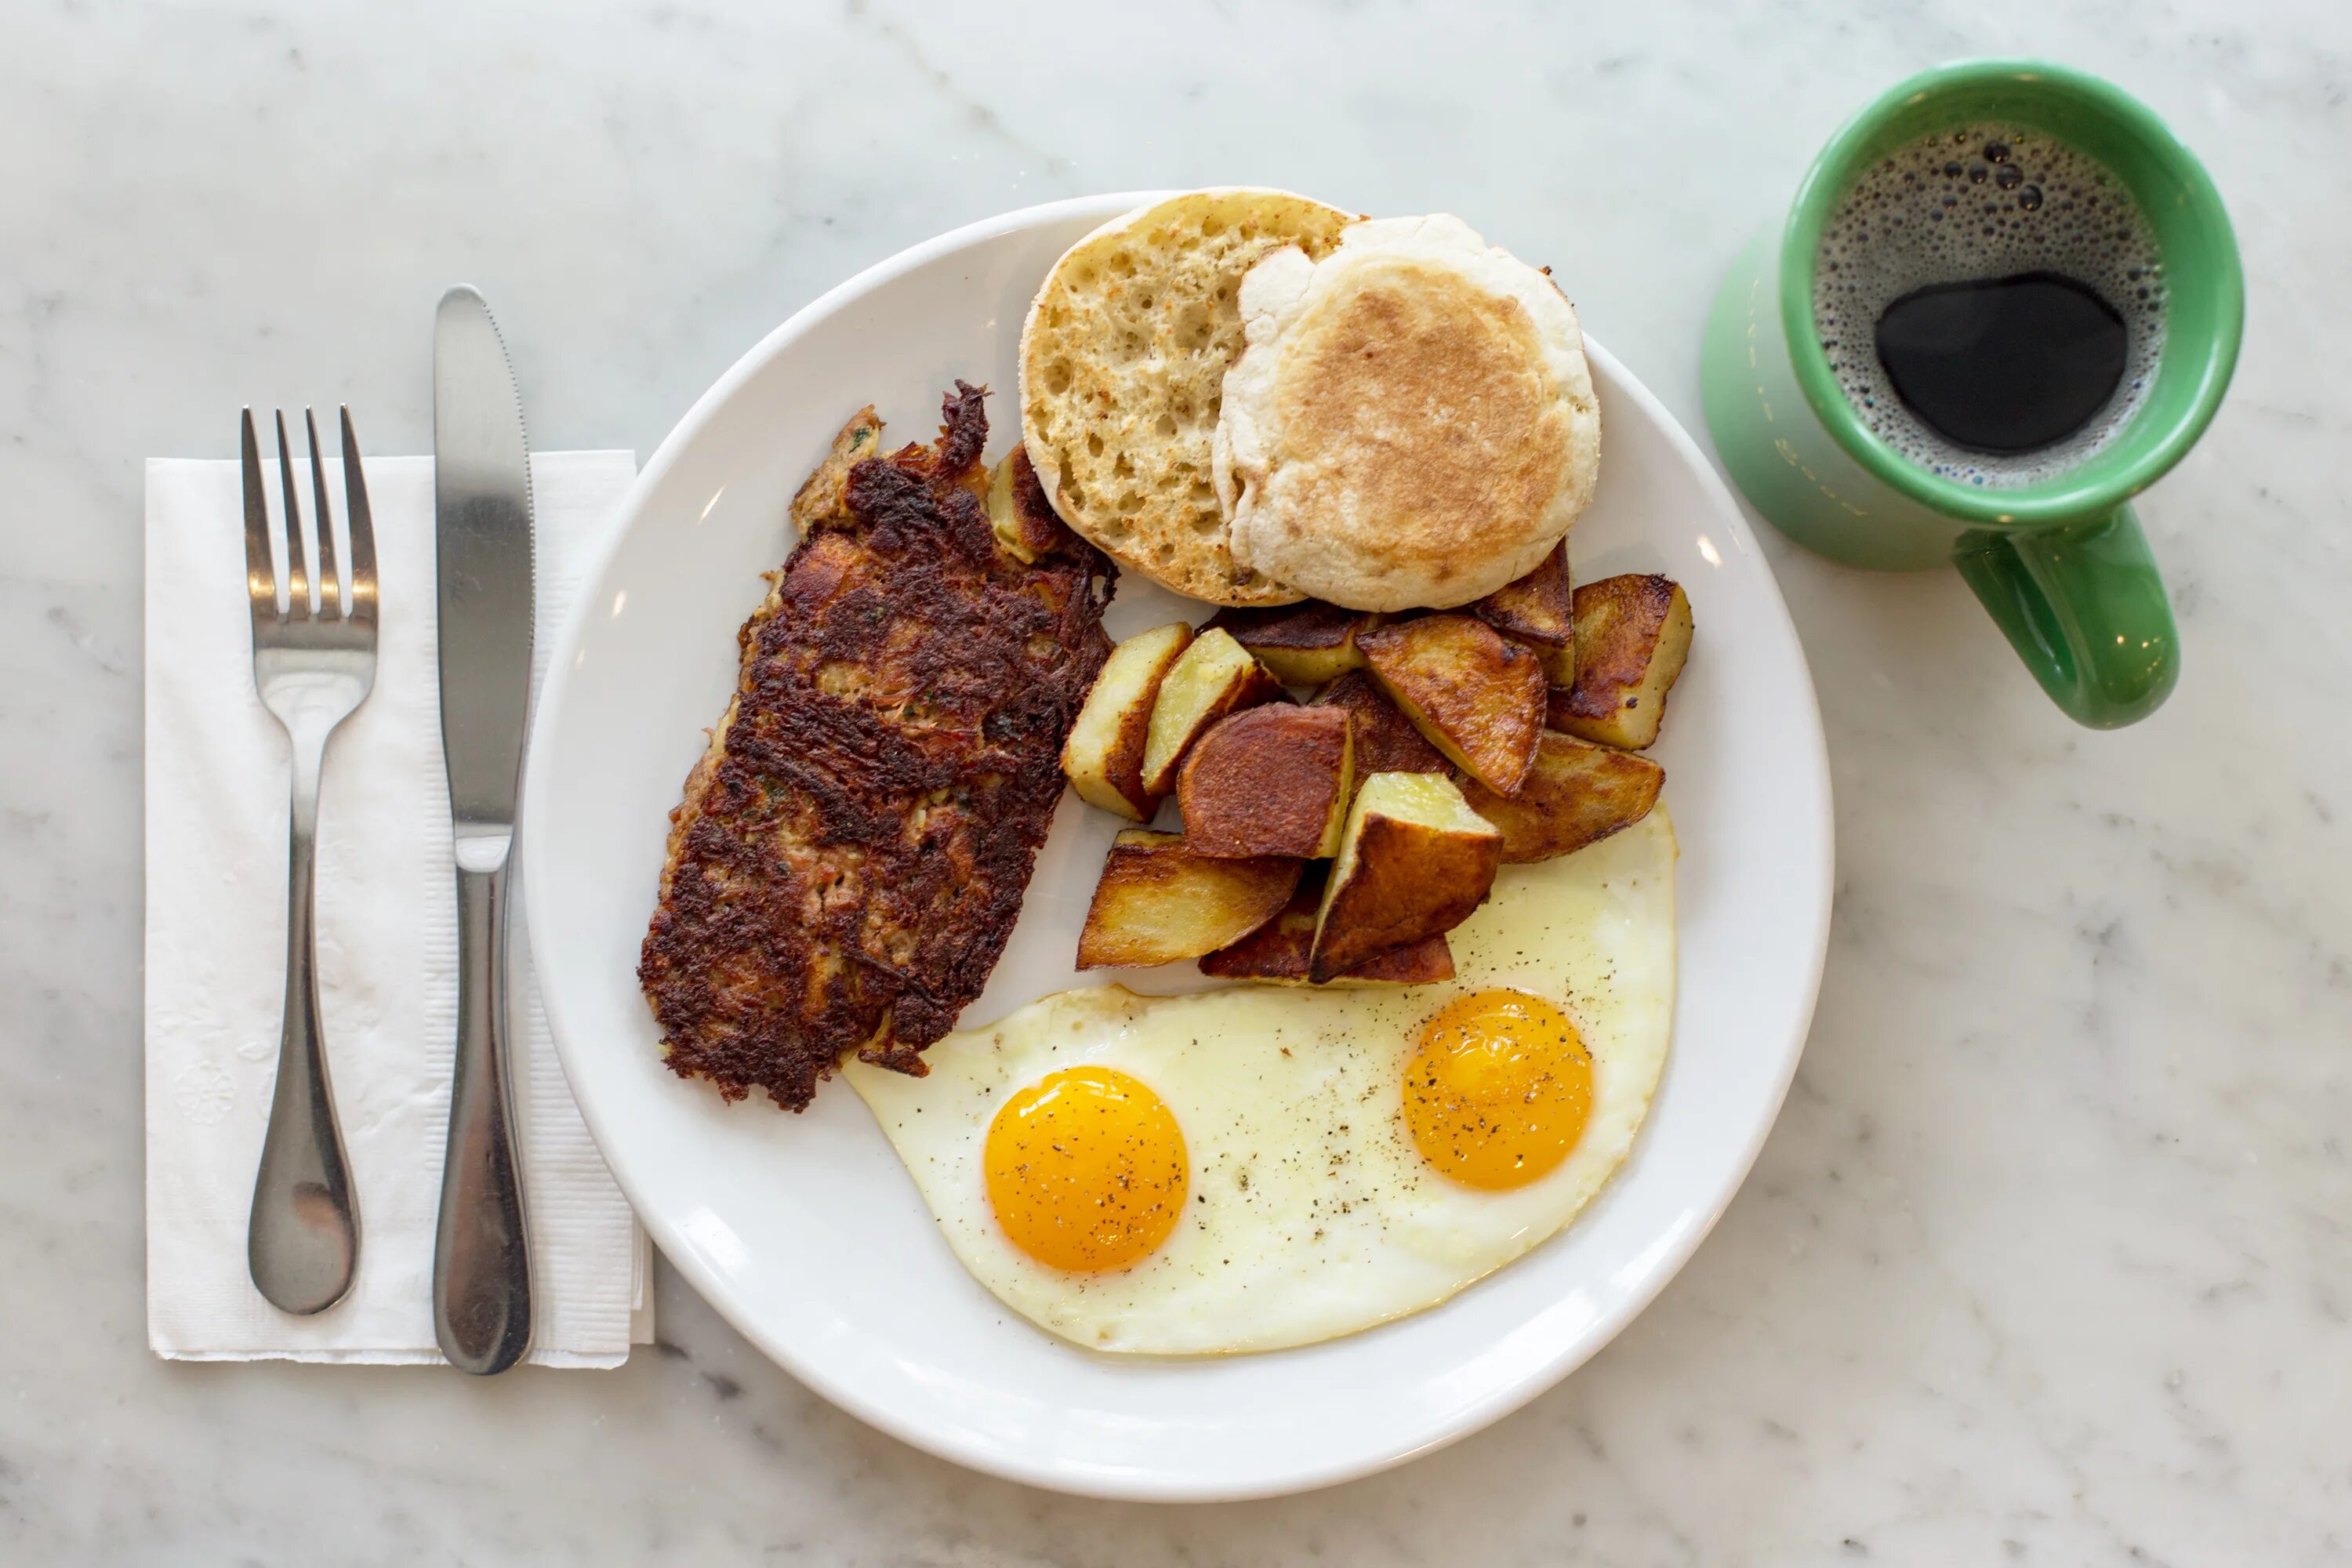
640, 384, 1115, 1109
1359, 614, 1547, 796
1456, 730, 1664, 862
1472, 541, 1572, 648
1311, 670, 1450, 776
1000, 446, 1068, 560
1200, 600, 1376, 684
1177, 704, 1351, 859
1137, 636, 1286, 798
1311, 800, 1501, 982
1074, 831, 1302, 970
1204, 599, 1363, 655
1199, 871, 1454, 985
789, 406, 883, 529
1548, 573, 1693, 750
1552, 575, 1678, 718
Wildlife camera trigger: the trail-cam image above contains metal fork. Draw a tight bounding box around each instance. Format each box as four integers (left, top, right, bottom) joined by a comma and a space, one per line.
243, 405, 377, 1315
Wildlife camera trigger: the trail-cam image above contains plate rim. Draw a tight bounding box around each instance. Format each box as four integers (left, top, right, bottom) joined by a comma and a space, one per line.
521, 192, 1836, 1501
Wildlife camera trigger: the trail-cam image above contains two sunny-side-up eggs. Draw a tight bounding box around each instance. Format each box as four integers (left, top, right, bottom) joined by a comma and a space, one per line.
845, 810, 1677, 1356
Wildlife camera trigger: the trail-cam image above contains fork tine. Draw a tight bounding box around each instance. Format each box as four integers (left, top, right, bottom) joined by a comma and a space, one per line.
339, 407, 379, 631
274, 409, 310, 619
304, 408, 341, 621
241, 408, 280, 629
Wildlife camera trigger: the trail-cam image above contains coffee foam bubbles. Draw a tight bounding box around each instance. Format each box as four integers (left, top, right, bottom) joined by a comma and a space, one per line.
1812, 125, 2165, 488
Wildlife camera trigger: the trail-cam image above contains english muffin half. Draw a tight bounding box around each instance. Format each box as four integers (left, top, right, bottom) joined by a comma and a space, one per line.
1021, 188, 1356, 606
1215, 214, 1601, 611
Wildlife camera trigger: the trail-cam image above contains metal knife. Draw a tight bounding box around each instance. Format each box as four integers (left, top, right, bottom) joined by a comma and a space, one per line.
430, 285, 536, 1375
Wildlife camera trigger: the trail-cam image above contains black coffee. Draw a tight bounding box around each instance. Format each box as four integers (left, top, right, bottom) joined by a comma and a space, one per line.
1813, 124, 2165, 488
1872, 272, 2129, 454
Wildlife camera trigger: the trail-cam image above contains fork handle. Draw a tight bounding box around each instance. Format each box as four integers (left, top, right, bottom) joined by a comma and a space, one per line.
248, 724, 362, 1314
432, 847, 534, 1374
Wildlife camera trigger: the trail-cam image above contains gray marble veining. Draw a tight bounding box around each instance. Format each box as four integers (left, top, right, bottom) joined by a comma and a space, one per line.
2, 0, 2347, 1561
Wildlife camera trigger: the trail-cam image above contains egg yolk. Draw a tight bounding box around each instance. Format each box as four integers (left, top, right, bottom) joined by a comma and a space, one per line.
1404, 989, 1592, 1190
984, 1065, 1189, 1272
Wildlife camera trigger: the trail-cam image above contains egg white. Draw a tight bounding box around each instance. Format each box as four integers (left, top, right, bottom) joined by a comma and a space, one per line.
845, 809, 1677, 1356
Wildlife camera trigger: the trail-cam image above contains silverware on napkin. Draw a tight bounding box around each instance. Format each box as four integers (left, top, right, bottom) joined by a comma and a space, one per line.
243, 406, 378, 1315
430, 286, 538, 1374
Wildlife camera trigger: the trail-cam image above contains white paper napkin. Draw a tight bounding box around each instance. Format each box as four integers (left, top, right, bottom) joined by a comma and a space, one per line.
144, 448, 652, 1366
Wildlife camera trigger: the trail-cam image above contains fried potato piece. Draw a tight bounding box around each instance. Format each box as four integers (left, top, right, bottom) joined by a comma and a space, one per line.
1199, 872, 1454, 986
985, 444, 1073, 565
1472, 543, 1572, 646
1310, 771, 1501, 982
1202, 600, 1378, 687
1548, 575, 1693, 751
1472, 541, 1575, 686
1062, 622, 1196, 820
1140, 627, 1285, 797
1178, 704, 1353, 858
1311, 670, 1450, 777
1456, 731, 1664, 862
1076, 830, 1303, 970
1358, 614, 1546, 797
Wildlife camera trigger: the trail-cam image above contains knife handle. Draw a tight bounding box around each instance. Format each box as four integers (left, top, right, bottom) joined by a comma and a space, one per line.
433, 847, 534, 1374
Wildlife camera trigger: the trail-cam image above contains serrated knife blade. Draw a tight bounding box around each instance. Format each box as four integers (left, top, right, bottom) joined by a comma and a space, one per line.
431, 284, 535, 1375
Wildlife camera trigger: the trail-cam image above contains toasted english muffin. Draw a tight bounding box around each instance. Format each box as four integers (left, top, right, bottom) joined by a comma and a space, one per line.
1020, 188, 1356, 606
1214, 214, 1601, 611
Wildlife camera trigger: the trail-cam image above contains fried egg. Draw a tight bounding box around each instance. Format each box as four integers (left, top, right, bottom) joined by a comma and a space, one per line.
845, 809, 1675, 1355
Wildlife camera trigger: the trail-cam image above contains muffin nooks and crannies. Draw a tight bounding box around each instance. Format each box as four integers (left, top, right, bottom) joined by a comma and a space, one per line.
1214, 215, 1602, 611
1019, 188, 1354, 607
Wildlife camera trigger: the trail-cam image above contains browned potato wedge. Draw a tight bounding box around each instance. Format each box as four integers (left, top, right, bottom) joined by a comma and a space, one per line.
985, 445, 1069, 564
1203, 601, 1378, 687
1139, 628, 1284, 797
1178, 705, 1354, 858
1075, 830, 1302, 970
1199, 873, 1454, 986
1062, 622, 1195, 820
1473, 543, 1572, 648
1312, 670, 1450, 777
1456, 731, 1664, 862
1472, 543, 1576, 686
1310, 772, 1501, 982
1358, 615, 1547, 797
1548, 575, 1693, 751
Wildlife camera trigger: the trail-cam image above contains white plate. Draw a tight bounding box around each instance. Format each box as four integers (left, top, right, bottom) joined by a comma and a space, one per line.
523, 194, 1834, 1500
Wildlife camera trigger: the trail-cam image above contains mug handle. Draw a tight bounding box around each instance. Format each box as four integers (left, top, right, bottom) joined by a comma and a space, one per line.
1952, 506, 2179, 728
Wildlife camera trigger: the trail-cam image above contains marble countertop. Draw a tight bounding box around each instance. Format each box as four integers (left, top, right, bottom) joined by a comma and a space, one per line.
6, 0, 2347, 1560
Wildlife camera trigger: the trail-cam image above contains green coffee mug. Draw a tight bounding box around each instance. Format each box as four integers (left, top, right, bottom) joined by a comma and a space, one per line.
1700, 60, 2243, 728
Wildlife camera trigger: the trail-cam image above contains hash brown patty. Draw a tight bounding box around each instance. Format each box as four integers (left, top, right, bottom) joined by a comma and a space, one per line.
639, 383, 1114, 1109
